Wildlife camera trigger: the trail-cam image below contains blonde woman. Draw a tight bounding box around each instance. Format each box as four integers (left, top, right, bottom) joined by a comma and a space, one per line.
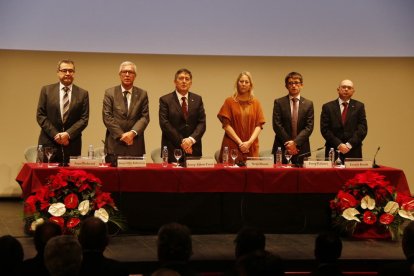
217, 72, 265, 163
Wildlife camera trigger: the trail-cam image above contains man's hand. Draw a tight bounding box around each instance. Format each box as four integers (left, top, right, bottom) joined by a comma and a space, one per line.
54, 132, 70, 146
284, 140, 299, 155
120, 131, 135, 146
338, 143, 350, 154
181, 138, 193, 154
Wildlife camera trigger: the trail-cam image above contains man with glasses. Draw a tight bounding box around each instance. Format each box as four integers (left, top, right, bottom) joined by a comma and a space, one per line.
272, 71, 314, 165
36, 59, 89, 165
102, 61, 149, 165
320, 79, 367, 162
159, 68, 206, 163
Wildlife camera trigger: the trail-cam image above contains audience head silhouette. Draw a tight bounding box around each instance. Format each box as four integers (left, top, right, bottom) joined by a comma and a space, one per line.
78, 216, 109, 252
157, 222, 193, 263
34, 221, 62, 254
234, 226, 266, 258
0, 235, 24, 276
403, 221, 414, 260
44, 235, 82, 276
314, 231, 342, 262
235, 250, 284, 276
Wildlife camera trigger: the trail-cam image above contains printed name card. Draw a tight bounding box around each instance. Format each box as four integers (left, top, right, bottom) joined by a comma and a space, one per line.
70, 158, 101, 167
117, 157, 146, 168
303, 160, 332, 168
246, 158, 274, 168
186, 158, 215, 168
345, 160, 373, 169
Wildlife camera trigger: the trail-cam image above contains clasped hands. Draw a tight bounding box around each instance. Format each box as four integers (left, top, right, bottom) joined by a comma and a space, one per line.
284, 140, 299, 155
54, 132, 70, 146
181, 138, 193, 154
120, 131, 136, 146
238, 141, 252, 154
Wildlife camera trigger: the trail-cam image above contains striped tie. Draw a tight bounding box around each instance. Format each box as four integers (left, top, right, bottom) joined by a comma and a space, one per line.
62, 86, 69, 123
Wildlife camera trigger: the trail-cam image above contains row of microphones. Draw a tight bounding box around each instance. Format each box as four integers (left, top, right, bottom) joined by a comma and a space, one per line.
297, 146, 325, 158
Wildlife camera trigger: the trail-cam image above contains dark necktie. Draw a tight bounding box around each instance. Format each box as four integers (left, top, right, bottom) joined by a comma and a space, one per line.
291, 98, 298, 138
182, 97, 188, 120
62, 86, 69, 123
342, 102, 348, 125
123, 91, 129, 111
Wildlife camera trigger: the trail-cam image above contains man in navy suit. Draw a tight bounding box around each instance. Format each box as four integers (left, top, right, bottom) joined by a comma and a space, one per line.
36, 60, 89, 165
320, 79, 367, 162
159, 68, 206, 163
272, 72, 314, 165
102, 61, 150, 165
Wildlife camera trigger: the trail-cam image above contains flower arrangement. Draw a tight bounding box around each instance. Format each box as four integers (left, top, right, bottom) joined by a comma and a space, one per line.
24, 169, 125, 235
330, 171, 414, 240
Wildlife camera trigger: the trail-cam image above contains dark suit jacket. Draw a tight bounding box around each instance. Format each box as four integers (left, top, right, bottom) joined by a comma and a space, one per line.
159, 91, 206, 163
36, 82, 89, 164
102, 85, 149, 157
272, 95, 314, 164
320, 98, 367, 159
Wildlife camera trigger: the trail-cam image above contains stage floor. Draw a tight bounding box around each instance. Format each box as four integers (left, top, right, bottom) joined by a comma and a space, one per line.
1, 199, 405, 274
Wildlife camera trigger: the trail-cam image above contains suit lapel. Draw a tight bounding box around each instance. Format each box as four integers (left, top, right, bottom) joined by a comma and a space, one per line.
172, 91, 186, 120
117, 86, 128, 116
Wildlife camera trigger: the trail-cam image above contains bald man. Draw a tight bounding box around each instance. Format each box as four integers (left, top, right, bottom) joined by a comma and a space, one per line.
320, 79, 367, 162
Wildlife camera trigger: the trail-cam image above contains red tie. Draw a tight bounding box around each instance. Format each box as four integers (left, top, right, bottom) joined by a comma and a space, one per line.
342, 102, 348, 125
291, 98, 298, 138
182, 97, 188, 120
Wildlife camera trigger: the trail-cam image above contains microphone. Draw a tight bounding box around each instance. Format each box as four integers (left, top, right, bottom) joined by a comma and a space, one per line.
297, 146, 325, 158
372, 146, 381, 168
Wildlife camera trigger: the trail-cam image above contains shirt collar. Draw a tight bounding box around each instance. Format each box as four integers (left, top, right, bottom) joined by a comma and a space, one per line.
60, 83, 73, 92
175, 90, 188, 100
289, 95, 300, 101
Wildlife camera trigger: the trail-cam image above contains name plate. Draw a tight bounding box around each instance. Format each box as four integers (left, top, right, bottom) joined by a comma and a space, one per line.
345, 160, 373, 169
186, 158, 215, 168
303, 160, 332, 168
70, 158, 100, 167
246, 159, 274, 168
117, 158, 146, 168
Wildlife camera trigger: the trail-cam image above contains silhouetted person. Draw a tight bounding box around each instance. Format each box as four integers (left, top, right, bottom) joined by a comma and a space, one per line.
234, 227, 266, 259
78, 217, 128, 276
44, 235, 83, 276
235, 250, 285, 276
22, 221, 62, 276
156, 222, 196, 276
0, 235, 24, 276
311, 231, 343, 276
379, 221, 414, 276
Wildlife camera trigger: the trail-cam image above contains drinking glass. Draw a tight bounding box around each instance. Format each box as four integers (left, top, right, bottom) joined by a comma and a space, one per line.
284, 150, 293, 167
174, 149, 182, 168
335, 150, 343, 167
44, 147, 55, 167
230, 149, 238, 166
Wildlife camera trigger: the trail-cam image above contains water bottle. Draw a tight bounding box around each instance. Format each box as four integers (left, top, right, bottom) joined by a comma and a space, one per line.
222, 146, 229, 167
162, 146, 168, 167
328, 147, 335, 167
276, 147, 282, 167
88, 145, 94, 159
36, 145, 44, 166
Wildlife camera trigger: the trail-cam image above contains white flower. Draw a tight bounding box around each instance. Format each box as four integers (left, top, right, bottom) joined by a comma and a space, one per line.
48, 202, 66, 217
398, 210, 414, 220
78, 200, 90, 216
361, 195, 375, 210
30, 218, 45, 231
94, 208, 109, 222
342, 208, 361, 222
384, 201, 399, 214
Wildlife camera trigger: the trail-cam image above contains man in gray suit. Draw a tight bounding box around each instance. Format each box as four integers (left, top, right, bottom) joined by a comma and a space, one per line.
320, 79, 367, 162
159, 68, 206, 163
102, 61, 150, 165
272, 72, 314, 165
36, 59, 89, 165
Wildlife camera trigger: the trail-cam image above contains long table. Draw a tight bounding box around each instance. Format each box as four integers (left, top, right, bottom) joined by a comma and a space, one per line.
16, 163, 410, 234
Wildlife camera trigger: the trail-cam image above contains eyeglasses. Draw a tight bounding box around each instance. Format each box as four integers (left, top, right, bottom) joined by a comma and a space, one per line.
287, 81, 302, 86
340, 85, 353, 90
59, 69, 75, 74
120, 70, 136, 76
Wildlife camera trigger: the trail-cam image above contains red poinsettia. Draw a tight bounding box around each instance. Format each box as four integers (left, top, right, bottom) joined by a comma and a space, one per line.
331, 171, 414, 240
24, 169, 123, 235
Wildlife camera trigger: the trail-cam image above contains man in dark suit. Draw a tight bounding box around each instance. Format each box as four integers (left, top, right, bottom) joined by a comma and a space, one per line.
36, 59, 89, 165
272, 72, 314, 165
320, 79, 367, 162
103, 61, 149, 165
159, 68, 206, 163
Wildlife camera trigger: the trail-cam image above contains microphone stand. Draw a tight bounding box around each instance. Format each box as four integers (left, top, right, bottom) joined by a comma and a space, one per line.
295, 146, 325, 167
372, 146, 381, 168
